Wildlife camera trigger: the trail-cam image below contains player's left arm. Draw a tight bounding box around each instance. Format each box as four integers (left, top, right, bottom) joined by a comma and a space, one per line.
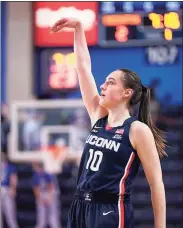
10, 165, 18, 197
47, 183, 54, 195
130, 121, 166, 228
46, 174, 55, 203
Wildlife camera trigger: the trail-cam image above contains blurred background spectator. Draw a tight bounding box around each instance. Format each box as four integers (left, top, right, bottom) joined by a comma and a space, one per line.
22, 110, 44, 151
32, 162, 60, 228
1, 153, 19, 228
1, 104, 10, 155
1, 1, 183, 228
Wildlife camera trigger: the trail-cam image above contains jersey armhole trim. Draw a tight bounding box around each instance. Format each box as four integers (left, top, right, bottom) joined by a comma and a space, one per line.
91, 115, 108, 131
125, 120, 138, 156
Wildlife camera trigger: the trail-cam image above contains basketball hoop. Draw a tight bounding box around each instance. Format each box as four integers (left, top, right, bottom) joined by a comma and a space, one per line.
41, 145, 68, 174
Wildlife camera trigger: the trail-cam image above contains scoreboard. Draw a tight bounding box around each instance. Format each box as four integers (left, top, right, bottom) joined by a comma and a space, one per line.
34, 1, 182, 48
39, 49, 79, 94
98, 1, 182, 47
33, 2, 182, 96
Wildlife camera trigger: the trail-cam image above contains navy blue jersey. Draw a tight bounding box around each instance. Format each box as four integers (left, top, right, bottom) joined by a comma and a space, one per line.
1, 162, 16, 187
77, 116, 141, 197
32, 171, 55, 192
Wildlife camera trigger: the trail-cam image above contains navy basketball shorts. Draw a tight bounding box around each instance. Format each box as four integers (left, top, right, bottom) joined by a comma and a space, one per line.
67, 191, 134, 228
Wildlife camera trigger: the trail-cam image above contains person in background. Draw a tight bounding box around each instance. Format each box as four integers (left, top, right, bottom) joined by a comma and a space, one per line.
1, 152, 19, 228
71, 109, 90, 152
32, 162, 61, 228
22, 110, 44, 151
149, 88, 160, 125
1, 104, 10, 155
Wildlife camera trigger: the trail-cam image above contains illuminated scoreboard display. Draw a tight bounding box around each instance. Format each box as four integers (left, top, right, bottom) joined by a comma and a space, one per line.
98, 1, 183, 47
39, 49, 79, 94
35, 2, 182, 96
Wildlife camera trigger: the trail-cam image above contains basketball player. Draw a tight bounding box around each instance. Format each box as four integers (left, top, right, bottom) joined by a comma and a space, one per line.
50, 18, 167, 228
32, 162, 61, 228
1, 152, 19, 228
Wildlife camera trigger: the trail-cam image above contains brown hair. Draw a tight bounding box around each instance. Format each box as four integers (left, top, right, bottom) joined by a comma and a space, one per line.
119, 69, 167, 158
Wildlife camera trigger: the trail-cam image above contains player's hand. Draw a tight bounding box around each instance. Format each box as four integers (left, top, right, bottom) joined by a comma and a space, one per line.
45, 197, 51, 206
10, 188, 16, 198
50, 17, 81, 33
38, 198, 44, 205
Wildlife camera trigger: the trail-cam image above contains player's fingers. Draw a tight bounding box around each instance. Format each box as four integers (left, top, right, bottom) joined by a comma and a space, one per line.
50, 23, 62, 33
51, 23, 67, 33
52, 25, 63, 33
50, 20, 61, 31
50, 24, 65, 33
50, 18, 68, 32
50, 22, 69, 33
50, 25, 62, 33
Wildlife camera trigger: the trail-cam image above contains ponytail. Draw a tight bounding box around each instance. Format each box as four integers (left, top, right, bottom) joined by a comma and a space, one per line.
120, 68, 167, 158
138, 86, 167, 158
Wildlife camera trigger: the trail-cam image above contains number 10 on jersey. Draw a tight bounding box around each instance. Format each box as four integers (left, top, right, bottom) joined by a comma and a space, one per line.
86, 149, 103, 171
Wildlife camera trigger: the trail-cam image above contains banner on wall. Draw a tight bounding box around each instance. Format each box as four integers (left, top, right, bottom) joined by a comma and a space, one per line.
33, 2, 98, 46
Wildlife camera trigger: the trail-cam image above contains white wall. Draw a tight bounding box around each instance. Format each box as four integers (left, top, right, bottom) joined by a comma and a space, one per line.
7, 2, 33, 104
